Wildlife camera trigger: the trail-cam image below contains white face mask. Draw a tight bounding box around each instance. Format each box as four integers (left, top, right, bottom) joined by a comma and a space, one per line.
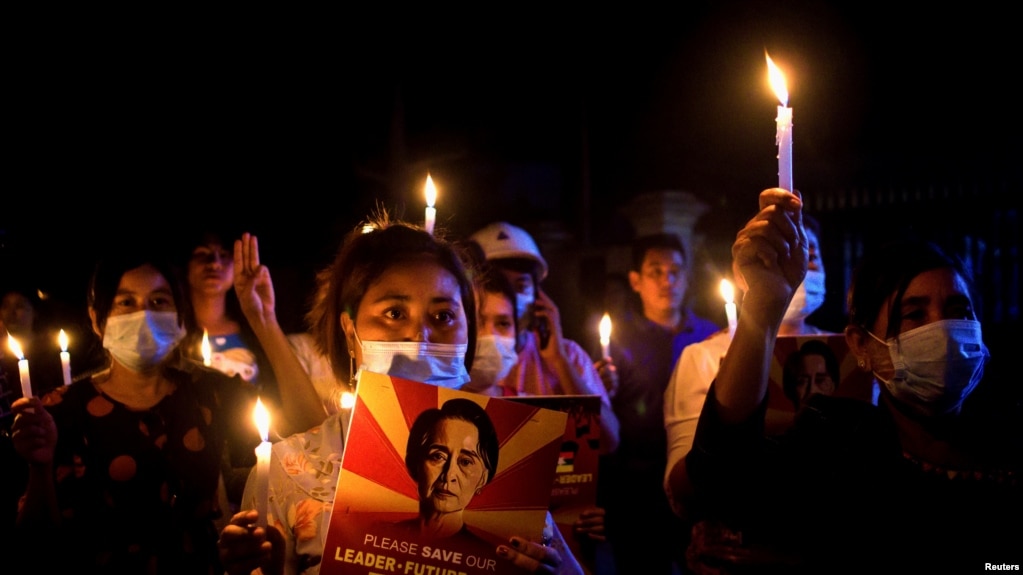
869, 319, 989, 417
783, 269, 826, 322
354, 329, 470, 389
103, 310, 184, 372
465, 334, 518, 393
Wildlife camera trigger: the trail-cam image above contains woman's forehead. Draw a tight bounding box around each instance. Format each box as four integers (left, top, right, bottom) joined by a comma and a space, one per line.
366, 261, 462, 301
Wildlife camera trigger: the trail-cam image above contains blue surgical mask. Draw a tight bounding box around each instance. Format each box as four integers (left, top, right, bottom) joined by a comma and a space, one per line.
783, 269, 825, 322
869, 319, 988, 417
354, 329, 470, 389
103, 310, 184, 372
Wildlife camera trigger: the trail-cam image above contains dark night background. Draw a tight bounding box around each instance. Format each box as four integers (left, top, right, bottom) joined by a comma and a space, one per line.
3, 2, 1020, 345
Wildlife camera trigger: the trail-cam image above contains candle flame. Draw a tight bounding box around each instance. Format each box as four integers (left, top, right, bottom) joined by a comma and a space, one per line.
766, 52, 789, 107
598, 313, 612, 346
340, 390, 356, 410
254, 397, 270, 442
59, 329, 69, 352
201, 329, 212, 367
719, 279, 736, 304
7, 334, 25, 360
424, 174, 437, 208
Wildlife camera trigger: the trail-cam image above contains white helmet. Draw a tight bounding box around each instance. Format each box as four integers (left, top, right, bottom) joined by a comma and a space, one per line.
470, 221, 549, 279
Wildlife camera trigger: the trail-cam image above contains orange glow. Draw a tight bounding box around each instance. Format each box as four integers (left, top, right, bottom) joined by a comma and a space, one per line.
7, 334, 24, 360
254, 397, 270, 442
424, 174, 437, 208
598, 313, 612, 347
719, 279, 736, 304
766, 52, 789, 106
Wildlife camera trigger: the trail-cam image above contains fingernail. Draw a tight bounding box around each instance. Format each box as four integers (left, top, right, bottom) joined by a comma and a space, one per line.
510, 538, 521, 549
496, 546, 510, 558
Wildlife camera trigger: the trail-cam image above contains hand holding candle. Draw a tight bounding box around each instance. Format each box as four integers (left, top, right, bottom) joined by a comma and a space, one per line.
598, 313, 612, 359
58, 329, 72, 386
8, 334, 31, 399
424, 174, 437, 235
720, 279, 738, 339
253, 397, 271, 527
766, 52, 793, 192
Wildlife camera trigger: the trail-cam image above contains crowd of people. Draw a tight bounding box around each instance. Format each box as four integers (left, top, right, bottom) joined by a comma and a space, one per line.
1, 189, 1019, 573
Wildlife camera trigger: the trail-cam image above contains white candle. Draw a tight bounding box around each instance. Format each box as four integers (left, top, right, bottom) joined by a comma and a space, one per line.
253, 397, 271, 527
58, 329, 72, 386
8, 334, 31, 399
598, 313, 612, 359
766, 53, 793, 192
720, 279, 738, 339
201, 329, 212, 367
424, 174, 437, 235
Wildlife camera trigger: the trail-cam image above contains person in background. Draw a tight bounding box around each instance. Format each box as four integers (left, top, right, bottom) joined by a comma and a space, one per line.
218, 216, 583, 575
463, 263, 521, 397
1, 287, 66, 403
596, 233, 718, 574
181, 230, 324, 437
468, 222, 619, 454
663, 213, 832, 521
685, 189, 1021, 570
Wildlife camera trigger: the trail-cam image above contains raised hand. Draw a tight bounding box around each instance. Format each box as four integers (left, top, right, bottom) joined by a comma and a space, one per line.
234, 233, 277, 330
732, 188, 807, 324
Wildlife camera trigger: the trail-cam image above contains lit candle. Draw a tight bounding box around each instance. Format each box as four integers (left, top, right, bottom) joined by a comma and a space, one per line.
201, 329, 212, 367
720, 279, 738, 338
58, 329, 72, 386
424, 174, 437, 235
7, 334, 31, 399
598, 313, 612, 359
766, 52, 793, 192
253, 397, 271, 527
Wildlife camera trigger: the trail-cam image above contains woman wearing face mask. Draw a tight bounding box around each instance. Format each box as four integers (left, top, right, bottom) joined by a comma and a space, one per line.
682, 189, 1021, 571
218, 216, 583, 575
463, 265, 521, 396
9, 249, 262, 574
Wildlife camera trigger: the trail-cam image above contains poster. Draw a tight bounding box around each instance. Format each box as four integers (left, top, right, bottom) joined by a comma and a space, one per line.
766, 334, 877, 419
506, 395, 602, 574
321, 371, 568, 575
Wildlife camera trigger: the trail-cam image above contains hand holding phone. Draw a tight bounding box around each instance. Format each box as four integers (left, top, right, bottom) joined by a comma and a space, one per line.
528, 290, 554, 351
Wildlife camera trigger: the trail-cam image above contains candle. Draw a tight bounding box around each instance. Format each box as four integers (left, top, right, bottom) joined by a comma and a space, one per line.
424, 174, 437, 235
720, 279, 738, 338
253, 397, 271, 527
7, 334, 31, 399
201, 329, 212, 367
598, 313, 612, 359
58, 329, 72, 386
766, 52, 793, 192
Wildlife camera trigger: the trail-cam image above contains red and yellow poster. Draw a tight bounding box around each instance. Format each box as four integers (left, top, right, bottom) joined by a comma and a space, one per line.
506, 395, 602, 574
767, 334, 877, 417
321, 371, 568, 575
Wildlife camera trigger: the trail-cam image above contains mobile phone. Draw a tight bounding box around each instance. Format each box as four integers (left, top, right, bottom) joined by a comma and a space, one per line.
526, 299, 551, 350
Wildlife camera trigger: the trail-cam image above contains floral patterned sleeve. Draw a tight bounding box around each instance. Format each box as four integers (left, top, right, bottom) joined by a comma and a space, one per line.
241, 413, 344, 575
